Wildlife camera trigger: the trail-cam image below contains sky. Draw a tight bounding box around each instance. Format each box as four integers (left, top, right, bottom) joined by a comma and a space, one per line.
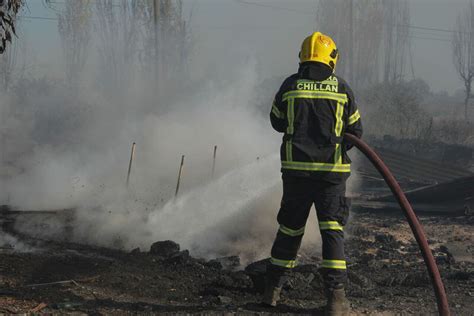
17, 0, 469, 93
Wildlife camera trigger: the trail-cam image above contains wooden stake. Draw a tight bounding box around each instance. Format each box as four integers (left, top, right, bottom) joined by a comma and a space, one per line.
126, 142, 136, 187
175, 155, 185, 198
211, 145, 217, 178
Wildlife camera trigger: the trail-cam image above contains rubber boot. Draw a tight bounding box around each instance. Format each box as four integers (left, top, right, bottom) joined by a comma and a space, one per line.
262, 277, 282, 307
325, 285, 350, 316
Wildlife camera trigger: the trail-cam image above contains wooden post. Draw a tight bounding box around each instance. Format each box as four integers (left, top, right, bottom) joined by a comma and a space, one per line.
126, 142, 136, 187
211, 145, 217, 178
175, 155, 185, 198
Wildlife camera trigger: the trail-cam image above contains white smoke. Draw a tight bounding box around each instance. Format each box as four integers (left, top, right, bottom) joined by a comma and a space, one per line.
0, 232, 35, 253
1, 53, 366, 262
2, 54, 300, 261
0, 7, 364, 262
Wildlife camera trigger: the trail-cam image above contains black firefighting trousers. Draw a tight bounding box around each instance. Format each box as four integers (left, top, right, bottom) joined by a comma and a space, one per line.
267, 175, 350, 289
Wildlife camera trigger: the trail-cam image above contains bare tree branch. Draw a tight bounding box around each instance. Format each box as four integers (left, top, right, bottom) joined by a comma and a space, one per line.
0, 0, 23, 54
315, 0, 410, 89
57, 0, 91, 89
452, 0, 474, 117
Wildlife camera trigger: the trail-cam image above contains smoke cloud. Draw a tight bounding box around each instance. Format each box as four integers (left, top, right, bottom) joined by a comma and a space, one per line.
1, 5, 355, 262
1, 49, 316, 261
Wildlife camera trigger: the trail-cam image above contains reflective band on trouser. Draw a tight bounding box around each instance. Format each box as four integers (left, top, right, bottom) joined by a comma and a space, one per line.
348, 110, 361, 125
322, 259, 346, 270
282, 90, 348, 103
319, 221, 343, 231
270, 257, 297, 268
279, 224, 305, 237
271, 102, 285, 119
282, 161, 351, 173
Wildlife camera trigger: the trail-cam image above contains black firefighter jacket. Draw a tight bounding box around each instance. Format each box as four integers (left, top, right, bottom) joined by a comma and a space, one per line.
270, 62, 363, 182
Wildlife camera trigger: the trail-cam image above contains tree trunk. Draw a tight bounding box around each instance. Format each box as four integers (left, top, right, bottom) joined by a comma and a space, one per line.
465, 81, 471, 118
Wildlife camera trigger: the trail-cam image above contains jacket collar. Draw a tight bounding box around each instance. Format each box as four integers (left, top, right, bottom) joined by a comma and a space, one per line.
298, 62, 333, 81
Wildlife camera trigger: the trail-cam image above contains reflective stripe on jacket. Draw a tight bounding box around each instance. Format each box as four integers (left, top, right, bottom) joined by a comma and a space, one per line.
270, 62, 363, 177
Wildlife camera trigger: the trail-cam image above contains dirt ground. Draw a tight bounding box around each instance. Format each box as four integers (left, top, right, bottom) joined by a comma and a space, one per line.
0, 210, 473, 315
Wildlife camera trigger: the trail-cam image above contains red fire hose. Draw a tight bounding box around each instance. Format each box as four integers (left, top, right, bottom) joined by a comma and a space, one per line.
344, 133, 450, 316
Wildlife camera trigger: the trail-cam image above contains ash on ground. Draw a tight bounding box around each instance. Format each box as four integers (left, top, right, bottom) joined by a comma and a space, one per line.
0, 211, 472, 315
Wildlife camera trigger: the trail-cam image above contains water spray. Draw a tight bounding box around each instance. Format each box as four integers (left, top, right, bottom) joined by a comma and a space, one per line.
344, 133, 450, 316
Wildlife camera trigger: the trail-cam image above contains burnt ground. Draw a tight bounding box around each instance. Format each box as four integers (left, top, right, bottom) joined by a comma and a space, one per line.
0, 211, 473, 315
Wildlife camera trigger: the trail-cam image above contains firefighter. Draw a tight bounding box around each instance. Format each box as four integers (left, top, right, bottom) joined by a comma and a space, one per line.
264, 32, 362, 316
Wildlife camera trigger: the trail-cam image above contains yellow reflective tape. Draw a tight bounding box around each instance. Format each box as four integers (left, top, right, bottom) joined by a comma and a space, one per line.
283, 91, 347, 103
282, 90, 348, 103
282, 161, 351, 173
270, 257, 297, 268
322, 259, 346, 270
334, 143, 342, 165
348, 110, 361, 125
286, 98, 295, 134
335, 102, 344, 137
279, 224, 305, 236
285, 140, 293, 162
332, 101, 344, 165
271, 102, 285, 119
319, 221, 343, 231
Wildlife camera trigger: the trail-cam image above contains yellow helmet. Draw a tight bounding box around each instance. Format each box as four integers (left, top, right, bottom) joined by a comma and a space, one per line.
300, 32, 338, 71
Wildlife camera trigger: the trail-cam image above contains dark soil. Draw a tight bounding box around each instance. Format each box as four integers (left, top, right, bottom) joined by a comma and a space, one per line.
0, 211, 473, 315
